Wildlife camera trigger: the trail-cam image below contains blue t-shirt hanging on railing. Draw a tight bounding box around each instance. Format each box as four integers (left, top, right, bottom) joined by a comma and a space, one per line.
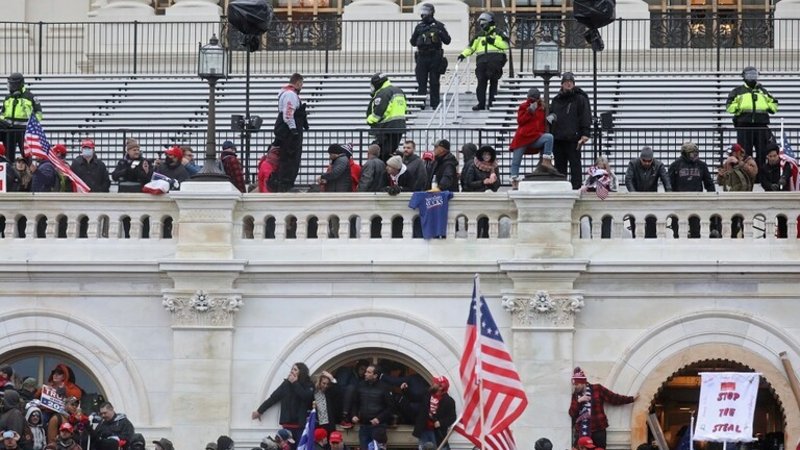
408, 191, 453, 239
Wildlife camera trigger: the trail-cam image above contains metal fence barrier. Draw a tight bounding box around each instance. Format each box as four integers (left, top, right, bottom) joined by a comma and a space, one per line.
3, 126, 797, 190
0, 14, 798, 76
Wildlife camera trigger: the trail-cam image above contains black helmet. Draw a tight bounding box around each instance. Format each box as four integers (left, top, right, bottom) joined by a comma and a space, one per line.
370, 72, 388, 92
527, 87, 541, 100
478, 12, 495, 30
420, 3, 435, 21
8, 73, 24, 93
535, 439, 553, 450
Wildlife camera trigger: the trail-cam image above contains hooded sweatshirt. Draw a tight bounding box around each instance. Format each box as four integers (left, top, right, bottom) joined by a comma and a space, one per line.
25, 406, 47, 450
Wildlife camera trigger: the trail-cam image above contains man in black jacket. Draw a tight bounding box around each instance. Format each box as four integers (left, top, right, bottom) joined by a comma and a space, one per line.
410, 3, 451, 110
71, 139, 111, 192
91, 402, 135, 450
548, 72, 591, 189
402, 140, 428, 192
426, 139, 458, 191
759, 144, 791, 191
348, 365, 392, 450
668, 141, 715, 193
412, 376, 456, 450
112, 139, 152, 193
625, 147, 671, 192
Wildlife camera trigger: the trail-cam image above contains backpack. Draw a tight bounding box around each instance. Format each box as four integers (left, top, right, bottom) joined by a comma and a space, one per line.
349, 159, 362, 192
721, 166, 754, 192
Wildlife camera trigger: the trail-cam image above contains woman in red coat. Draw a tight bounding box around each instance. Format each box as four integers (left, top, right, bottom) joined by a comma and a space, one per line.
509, 87, 559, 182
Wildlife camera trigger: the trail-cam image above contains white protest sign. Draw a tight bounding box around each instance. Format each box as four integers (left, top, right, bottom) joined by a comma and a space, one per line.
0, 162, 6, 193
694, 372, 760, 442
40, 384, 66, 414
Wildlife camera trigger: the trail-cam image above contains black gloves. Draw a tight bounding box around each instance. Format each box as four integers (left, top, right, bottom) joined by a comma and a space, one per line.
457, 55, 465, 62
386, 185, 402, 196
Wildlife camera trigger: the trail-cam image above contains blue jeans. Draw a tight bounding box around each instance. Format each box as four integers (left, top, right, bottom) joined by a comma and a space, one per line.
510, 133, 554, 178
359, 423, 386, 450
418, 429, 451, 450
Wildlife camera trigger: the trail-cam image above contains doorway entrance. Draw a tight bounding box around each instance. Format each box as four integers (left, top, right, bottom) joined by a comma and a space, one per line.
649, 359, 785, 450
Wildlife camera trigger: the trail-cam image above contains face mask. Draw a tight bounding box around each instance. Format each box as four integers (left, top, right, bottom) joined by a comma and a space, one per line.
422, 14, 434, 23
743, 70, 758, 86
81, 148, 93, 158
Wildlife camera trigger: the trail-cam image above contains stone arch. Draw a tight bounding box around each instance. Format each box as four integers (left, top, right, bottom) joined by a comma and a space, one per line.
0, 309, 151, 423
257, 309, 464, 404
603, 310, 800, 449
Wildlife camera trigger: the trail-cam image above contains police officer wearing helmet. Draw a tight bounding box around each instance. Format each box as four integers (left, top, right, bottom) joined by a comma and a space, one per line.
458, 12, 509, 111
1, 73, 43, 162
410, 3, 451, 110
366, 73, 407, 161
725, 66, 778, 168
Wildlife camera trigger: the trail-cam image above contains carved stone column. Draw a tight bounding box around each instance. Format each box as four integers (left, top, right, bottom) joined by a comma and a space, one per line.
499, 260, 588, 450
161, 286, 244, 449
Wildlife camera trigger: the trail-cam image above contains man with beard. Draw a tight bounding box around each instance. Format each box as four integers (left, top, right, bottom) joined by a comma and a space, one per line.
45, 424, 80, 450
154, 146, 190, 189
411, 376, 456, 450
569, 367, 637, 449
548, 72, 592, 189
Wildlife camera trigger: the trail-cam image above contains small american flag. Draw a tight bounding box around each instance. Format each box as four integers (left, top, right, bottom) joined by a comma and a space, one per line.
779, 137, 799, 191
24, 116, 91, 193
454, 276, 528, 450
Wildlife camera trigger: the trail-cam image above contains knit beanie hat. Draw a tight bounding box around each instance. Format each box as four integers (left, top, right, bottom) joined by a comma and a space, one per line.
386, 155, 403, 171
571, 367, 587, 384
126, 138, 140, 152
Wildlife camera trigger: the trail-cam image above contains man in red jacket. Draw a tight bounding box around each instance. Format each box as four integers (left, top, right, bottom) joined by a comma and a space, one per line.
509, 87, 560, 185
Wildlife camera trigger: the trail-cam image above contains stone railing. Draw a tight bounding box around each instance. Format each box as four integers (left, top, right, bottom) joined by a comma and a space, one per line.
573, 192, 800, 240
235, 192, 517, 241
0, 193, 179, 240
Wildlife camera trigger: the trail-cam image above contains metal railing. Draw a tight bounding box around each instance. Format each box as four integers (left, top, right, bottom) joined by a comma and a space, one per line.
426, 59, 471, 128
0, 14, 798, 76
4, 126, 797, 189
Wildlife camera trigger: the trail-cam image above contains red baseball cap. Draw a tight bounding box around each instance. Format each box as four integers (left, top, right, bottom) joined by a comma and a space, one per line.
81, 139, 95, 149
577, 437, 596, 449
52, 144, 68, 156
314, 429, 328, 442
59, 423, 74, 433
329, 432, 343, 444
164, 146, 184, 159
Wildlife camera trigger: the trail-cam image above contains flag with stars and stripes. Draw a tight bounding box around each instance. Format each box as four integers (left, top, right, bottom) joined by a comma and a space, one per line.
780, 136, 799, 191
454, 275, 528, 450
24, 116, 91, 193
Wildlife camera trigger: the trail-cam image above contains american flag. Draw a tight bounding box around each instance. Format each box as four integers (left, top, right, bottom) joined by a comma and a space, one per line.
24, 116, 91, 193
454, 276, 528, 450
296, 408, 316, 450
780, 137, 800, 191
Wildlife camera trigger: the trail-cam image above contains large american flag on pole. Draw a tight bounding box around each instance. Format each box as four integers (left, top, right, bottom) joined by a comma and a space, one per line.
454, 276, 528, 450
24, 116, 91, 193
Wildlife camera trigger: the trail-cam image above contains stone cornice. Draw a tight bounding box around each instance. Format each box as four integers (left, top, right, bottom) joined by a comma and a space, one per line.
501, 290, 584, 328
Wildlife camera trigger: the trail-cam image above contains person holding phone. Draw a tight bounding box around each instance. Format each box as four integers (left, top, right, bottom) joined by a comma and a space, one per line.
509, 87, 559, 185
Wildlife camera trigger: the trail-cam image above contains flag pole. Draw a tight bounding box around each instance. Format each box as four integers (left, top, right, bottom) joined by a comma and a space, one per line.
474, 274, 487, 450
435, 411, 465, 450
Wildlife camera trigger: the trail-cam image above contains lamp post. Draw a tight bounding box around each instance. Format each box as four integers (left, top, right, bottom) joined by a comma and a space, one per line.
532, 38, 561, 115
194, 34, 230, 181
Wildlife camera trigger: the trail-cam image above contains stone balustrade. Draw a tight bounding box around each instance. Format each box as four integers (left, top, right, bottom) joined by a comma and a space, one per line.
3, 186, 800, 263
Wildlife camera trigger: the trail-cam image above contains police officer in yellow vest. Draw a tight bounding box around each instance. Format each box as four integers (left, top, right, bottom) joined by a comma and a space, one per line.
366, 73, 407, 161
457, 12, 509, 111
726, 66, 778, 168
1, 73, 43, 162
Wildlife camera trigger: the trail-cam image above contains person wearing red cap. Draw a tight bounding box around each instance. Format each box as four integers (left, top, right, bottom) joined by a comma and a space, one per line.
71, 139, 110, 193
569, 367, 637, 450
31, 143, 68, 192
328, 432, 347, 450
45, 423, 81, 450
718, 143, 758, 192
313, 428, 328, 450
576, 436, 597, 450
154, 146, 189, 189
257, 146, 281, 193
412, 375, 456, 450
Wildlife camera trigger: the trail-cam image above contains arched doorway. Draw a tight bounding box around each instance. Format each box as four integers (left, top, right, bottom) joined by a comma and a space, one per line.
0, 347, 107, 413
648, 359, 785, 450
